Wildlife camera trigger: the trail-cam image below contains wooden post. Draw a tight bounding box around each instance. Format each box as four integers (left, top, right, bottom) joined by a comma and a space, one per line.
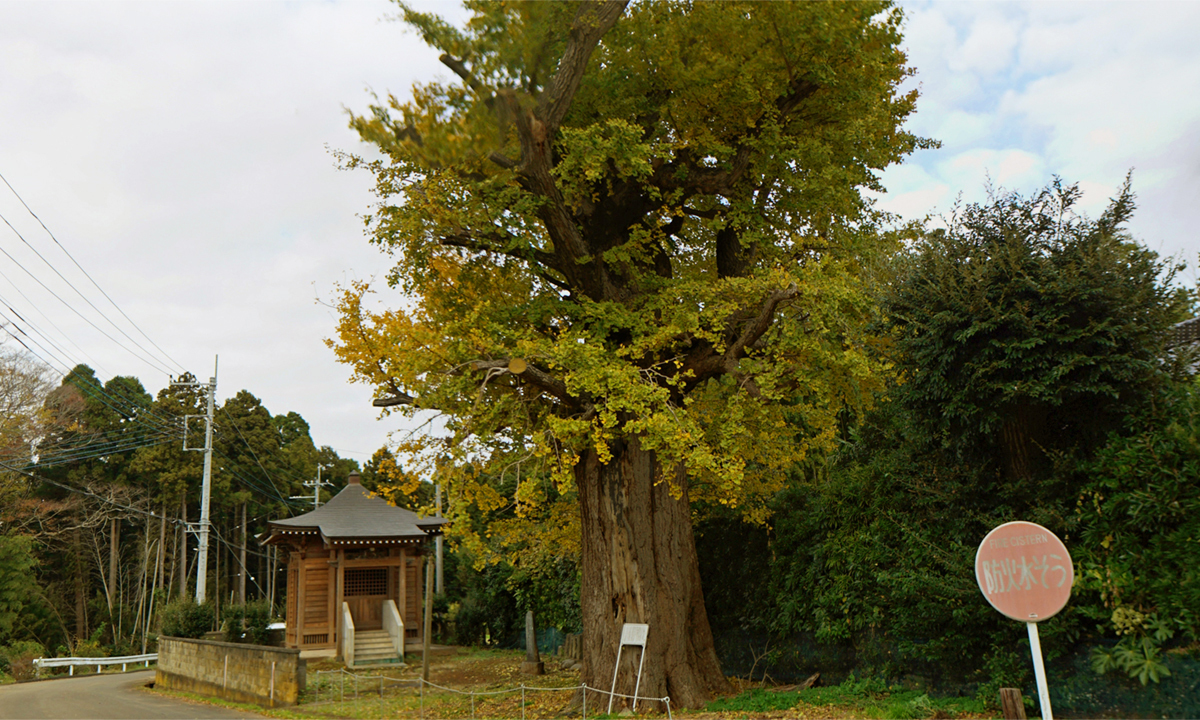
296, 553, 306, 644
333, 548, 343, 649
422, 554, 433, 682
399, 549, 409, 630
1000, 688, 1027, 720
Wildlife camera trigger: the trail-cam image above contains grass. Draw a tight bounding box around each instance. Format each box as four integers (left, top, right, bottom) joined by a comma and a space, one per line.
147, 649, 995, 719
706, 676, 990, 719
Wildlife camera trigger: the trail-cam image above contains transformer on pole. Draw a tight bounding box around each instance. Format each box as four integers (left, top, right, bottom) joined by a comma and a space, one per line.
291, 465, 332, 509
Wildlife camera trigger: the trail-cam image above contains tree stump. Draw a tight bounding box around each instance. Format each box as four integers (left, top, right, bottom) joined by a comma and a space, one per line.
1000, 688, 1027, 720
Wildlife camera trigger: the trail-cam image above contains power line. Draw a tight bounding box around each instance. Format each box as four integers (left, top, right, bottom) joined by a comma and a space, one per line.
25, 432, 180, 468
0, 171, 185, 375
0, 461, 168, 523
0, 334, 297, 510
212, 449, 305, 511
0, 210, 174, 376
0, 278, 113, 378
0, 309, 201, 437
0, 320, 189, 451
216, 406, 289, 507
0, 271, 203, 439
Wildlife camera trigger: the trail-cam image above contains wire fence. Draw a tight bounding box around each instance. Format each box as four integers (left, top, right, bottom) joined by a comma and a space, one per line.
307, 668, 673, 719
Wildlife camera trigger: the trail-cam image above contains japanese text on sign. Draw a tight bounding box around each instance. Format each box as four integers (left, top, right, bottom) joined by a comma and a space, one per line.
980, 554, 1069, 595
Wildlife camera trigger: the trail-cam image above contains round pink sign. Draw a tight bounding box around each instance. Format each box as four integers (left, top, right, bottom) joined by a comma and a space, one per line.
975, 521, 1073, 622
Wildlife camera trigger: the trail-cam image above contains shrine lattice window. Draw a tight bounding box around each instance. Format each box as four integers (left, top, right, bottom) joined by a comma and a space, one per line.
345, 567, 387, 596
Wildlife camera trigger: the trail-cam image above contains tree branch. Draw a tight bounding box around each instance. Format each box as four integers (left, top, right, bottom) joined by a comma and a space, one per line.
681, 284, 800, 385
469, 358, 571, 402
439, 53, 489, 97
372, 392, 416, 408
651, 78, 820, 197
488, 151, 517, 169
537, 0, 630, 132
723, 283, 799, 372
441, 231, 558, 269
440, 231, 570, 291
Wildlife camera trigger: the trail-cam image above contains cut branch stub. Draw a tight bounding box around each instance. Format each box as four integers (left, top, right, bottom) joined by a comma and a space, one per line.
372, 391, 416, 408
470, 358, 570, 403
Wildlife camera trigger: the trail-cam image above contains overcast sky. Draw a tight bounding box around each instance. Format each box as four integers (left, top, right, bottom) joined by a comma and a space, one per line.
2, 1, 1197, 473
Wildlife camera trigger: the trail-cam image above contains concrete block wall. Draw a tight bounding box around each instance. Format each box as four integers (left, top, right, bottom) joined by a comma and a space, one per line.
156, 636, 306, 707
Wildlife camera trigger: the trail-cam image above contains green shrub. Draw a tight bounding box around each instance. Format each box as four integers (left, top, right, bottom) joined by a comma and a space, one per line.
1075, 380, 1200, 645
221, 600, 273, 645
160, 598, 214, 639
0, 641, 45, 681
72, 624, 109, 658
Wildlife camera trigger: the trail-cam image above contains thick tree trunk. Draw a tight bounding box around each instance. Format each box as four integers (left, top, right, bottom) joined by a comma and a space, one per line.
577, 435, 730, 711
999, 402, 1048, 481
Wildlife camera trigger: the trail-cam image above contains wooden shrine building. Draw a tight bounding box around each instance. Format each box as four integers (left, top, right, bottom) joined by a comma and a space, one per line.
262, 472, 447, 657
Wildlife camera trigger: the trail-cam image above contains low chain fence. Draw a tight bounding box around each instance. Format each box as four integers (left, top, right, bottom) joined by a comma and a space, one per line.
306, 667, 673, 719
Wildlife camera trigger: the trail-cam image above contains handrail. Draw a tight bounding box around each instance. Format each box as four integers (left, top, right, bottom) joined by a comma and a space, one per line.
383, 599, 405, 661
341, 602, 355, 668
33, 653, 157, 677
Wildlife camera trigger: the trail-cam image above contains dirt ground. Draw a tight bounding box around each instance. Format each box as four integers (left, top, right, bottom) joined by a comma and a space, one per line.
301, 650, 986, 719
157, 649, 991, 719
307, 647, 582, 690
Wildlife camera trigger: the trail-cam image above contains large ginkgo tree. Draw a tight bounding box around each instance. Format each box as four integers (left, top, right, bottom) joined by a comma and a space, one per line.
331, 0, 928, 708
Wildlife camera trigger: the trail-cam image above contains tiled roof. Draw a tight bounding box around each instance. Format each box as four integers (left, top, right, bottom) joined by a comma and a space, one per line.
264, 474, 447, 546
1171, 317, 1200, 349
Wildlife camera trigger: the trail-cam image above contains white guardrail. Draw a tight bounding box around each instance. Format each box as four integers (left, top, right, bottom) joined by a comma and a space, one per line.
32, 653, 157, 677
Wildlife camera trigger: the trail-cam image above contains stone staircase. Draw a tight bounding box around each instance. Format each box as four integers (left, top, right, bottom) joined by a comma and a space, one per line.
351, 629, 404, 667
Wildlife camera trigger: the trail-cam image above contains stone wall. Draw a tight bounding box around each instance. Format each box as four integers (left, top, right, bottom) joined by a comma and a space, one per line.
155, 636, 306, 707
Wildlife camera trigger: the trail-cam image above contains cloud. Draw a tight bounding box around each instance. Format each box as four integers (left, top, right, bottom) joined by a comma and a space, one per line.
0, 0, 466, 463
886, 1, 1200, 265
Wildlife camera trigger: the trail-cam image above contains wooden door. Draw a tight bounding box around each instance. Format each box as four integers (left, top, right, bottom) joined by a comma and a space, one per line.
345, 567, 387, 630
302, 558, 331, 644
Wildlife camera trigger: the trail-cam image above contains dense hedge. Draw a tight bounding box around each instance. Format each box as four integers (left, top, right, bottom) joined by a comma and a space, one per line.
159, 598, 214, 639
698, 180, 1199, 710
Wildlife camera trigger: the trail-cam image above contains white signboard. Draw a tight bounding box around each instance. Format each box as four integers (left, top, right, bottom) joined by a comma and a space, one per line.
609, 623, 649, 713
619, 623, 649, 648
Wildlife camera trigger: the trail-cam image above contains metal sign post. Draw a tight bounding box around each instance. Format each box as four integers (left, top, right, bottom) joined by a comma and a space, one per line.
976, 521, 1074, 720
608, 622, 649, 714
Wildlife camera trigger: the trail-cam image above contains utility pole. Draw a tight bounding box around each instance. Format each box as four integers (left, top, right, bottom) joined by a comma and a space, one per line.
176, 356, 217, 604
291, 465, 332, 510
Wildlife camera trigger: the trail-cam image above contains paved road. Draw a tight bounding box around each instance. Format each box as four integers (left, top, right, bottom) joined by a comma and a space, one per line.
0, 670, 264, 720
